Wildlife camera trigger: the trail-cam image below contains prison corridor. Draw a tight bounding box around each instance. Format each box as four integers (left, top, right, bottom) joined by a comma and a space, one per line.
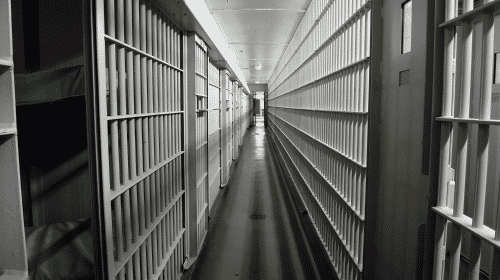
182, 118, 314, 280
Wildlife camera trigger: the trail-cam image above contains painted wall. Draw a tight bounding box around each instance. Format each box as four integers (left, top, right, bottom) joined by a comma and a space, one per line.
372, 0, 432, 278
11, 0, 84, 74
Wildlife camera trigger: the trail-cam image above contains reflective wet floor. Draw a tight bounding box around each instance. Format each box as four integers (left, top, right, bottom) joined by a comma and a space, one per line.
188, 118, 307, 279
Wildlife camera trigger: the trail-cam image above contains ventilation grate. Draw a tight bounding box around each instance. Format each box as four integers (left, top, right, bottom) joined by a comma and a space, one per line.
399, 69, 411, 86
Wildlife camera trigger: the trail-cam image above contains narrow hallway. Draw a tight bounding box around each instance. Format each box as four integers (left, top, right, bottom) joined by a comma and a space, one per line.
187, 118, 309, 280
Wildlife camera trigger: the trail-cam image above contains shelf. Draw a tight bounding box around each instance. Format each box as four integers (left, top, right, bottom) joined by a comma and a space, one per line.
0, 123, 17, 136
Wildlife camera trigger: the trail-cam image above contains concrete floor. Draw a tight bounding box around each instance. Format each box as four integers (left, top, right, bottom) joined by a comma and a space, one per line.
187, 118, 309, 279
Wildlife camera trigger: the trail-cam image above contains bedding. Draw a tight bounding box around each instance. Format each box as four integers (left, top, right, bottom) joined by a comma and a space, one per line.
15, 65, 85, 106
25, 218, 94, 280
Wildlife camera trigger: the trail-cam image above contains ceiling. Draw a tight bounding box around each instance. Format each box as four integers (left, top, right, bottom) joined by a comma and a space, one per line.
205, 0, 312, 86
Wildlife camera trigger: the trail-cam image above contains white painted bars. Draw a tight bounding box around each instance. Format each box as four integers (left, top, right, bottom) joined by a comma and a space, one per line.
267, 0, 372, 278
433, 1, 500, 279
97, 0, 186, 278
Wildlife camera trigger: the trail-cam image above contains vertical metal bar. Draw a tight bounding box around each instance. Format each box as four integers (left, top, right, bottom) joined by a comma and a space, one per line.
160, 217, 166, 259
115, 198, 124, 261
433, 215, 447, 280
473, 8, 494, 229
166, 20, 171, 65
147, 236, 153, 279
140, 243, 147, 279
150, 174, 157, 221
145, 177, 151, 229
438, 123, 451, 207
134, 250, 141, 279
123, 190, 132, 252
156, 170, 161, 217
160, 92, 165, 164
138, 181, 145, 236
469, 235, 482, 280
151, 227, 158, 274
448, 223, 462, 279
120, 121, 129, 187
443, 27, 455, 117
131, 185, 139, 243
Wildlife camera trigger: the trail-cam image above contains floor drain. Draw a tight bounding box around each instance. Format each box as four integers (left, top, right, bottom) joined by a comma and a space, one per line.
249, 214, 266, 220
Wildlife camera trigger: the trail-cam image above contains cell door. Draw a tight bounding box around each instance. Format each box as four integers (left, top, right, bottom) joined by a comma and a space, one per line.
208, 60, 221, 210
194, 35, 209, 252
432, 1, 500, 279
232, 81, 239, 159
226, 73, 233, 175
93, 1, 186, 278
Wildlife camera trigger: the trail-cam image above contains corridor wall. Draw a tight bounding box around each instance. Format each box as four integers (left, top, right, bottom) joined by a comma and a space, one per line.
266, 0, 372, 278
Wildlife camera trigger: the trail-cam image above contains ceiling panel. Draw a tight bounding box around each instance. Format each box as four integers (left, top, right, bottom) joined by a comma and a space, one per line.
206, 0, 312, 87
212, 10, 304, 44
206, 0, 310, 11
230, 43, 287, 61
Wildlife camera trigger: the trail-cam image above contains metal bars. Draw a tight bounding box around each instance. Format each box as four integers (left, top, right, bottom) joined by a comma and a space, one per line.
268, 116, 364, 279
208, 60, 221, 210
96, 0, 185, 278
232, 81, 240, 158
432, 1, 500, 279
194, 37, 208, 253
268, 0, 371, 97
225, 73, 233, 177
267, 0, 371, 278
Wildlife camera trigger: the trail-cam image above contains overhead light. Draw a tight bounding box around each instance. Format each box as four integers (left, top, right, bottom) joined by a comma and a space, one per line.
256, 81, 260, 84
255, 64, 262, 70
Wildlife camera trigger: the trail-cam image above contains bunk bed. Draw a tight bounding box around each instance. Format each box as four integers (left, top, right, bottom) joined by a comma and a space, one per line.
15, 65, 95, 280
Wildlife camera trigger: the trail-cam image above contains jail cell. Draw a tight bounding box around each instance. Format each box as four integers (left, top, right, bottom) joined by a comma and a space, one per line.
240, 92, 250, 141
237, 86, 244, 147
96, 0, 186, 278
194, 36, 209, 253
432, 1, 500, 279
267, 0, 372, 279
207, 60, 221, 210
232, 81, 240, 159
225, 72, 233, 180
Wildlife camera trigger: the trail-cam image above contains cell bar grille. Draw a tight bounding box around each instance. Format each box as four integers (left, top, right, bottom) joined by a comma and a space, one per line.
433, 1, 500, 279
232, 81, 239, 159
195, 36, 209, 252
208, 60, 221, 210
226, 73, 233, 175
267, 0, 372, 278
95, 0, 185, 278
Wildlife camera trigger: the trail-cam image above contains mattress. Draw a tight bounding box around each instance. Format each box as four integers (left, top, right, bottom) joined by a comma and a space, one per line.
25, 218, 94, 280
